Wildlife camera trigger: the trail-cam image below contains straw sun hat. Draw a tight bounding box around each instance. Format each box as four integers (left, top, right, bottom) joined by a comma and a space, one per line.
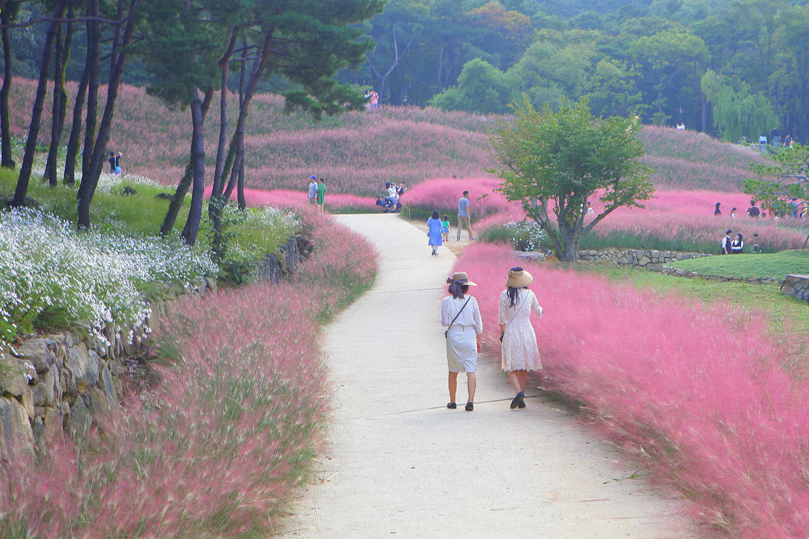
505, 267, 533, 288
449, 272, 477, 286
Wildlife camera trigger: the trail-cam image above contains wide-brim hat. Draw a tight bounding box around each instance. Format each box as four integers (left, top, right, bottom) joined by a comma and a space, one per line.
505, 267, 533, 288
450, 271, 477, 286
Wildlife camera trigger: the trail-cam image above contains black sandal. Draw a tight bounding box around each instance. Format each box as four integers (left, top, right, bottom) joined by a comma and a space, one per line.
510, 391, 525, 409
447, 402, 456, 409
465, 402, 474, 411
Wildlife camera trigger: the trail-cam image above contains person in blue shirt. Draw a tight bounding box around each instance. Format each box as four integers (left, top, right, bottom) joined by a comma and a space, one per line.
457, 190, 475, 241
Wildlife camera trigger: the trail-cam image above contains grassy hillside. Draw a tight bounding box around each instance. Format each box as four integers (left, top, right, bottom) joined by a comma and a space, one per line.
4, 79, 771, 197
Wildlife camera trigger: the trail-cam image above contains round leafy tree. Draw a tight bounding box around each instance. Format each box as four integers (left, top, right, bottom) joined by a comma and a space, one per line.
490, 98, 654, 262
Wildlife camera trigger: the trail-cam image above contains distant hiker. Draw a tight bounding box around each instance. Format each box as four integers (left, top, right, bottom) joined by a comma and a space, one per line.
731, 233, 744, 254
676, 120, 684, 130
790, 198, 799, 218
714, 202, 722, 217
746, 200, 760, 218
441, 214, 451, 243
441, 271, 483, 412
785, 134, 793, 148
370, 89, 379, 110
308, 175, 318, 205
457, 190, 475, 241
364, 90, 371, 111
771, 126, 780, 147
108, 151, 122, 174
721, 229, 733, 254
731, 207, 737, 219
427, 210, 443, 256
759, 133, 768, 145
317, 178, 326, 212
498, 267, 543, 410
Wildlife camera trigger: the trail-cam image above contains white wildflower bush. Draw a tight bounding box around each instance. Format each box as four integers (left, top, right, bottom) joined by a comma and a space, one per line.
504, 220, 548, 252
0, 208, 217, 343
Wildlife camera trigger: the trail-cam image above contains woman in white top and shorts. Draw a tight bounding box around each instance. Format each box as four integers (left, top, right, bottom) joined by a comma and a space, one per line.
441, 272, 483, 411
498, 267, 543, 409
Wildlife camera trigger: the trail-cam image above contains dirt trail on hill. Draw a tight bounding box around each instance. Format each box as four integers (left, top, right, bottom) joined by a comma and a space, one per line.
277, 214, 698, 538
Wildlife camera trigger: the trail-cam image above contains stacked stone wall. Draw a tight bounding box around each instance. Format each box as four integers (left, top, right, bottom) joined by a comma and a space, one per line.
577, 248, 712, 271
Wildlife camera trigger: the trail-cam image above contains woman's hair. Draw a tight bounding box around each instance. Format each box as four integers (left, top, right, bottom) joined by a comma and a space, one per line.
737, 233, 743, 241
448, 284, 469, 296
506, 286, 527, 307
431, 210, 440, 220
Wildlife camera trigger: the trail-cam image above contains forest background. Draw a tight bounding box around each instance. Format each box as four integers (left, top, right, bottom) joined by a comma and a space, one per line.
4, 0, 809, 146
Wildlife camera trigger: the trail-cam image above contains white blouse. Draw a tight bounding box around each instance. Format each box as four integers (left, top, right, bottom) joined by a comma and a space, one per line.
441, 295, 483, 334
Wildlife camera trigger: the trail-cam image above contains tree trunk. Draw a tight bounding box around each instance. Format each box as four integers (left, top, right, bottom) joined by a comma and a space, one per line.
77, 0, 137, 229
64, 64, 89, 185
180, 89, 205, 246
12, 0, 68, 207
210, 28, 276, 252
160, 86, 213, 236
212, 30, 238, 200
82, 0, 101, 181
45, 17, 68, 187
236, 39, 247, 210
0, 8, 14, 169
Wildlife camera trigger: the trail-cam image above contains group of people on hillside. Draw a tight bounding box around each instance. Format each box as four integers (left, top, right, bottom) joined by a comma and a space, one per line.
758, 127, 794, 148
307, 176, 327, 212
441, 267, 542, 412
715, 199, 805, 221
376, 182, 405, 213
426, 190, 476, 256
364, 89, 379, 111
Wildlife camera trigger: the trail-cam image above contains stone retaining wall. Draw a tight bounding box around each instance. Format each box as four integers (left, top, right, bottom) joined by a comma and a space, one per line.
1, 235, 313, 474
577, 249, 712, 271
660, 266, 782, 285
0, 277, 217, 469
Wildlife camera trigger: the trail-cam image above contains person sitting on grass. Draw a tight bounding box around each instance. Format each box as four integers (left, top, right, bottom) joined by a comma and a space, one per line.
731, 233, 744, 254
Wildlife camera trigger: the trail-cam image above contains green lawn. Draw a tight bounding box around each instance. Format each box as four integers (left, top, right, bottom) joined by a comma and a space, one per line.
666, 250, 809, 280
589, 265, 809, 339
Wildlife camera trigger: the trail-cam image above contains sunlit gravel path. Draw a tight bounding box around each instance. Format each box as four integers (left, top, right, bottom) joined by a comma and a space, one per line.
277, 214, 699, 538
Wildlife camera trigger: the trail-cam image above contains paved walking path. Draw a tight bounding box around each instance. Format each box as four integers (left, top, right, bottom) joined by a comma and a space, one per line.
278, 214, 697, 538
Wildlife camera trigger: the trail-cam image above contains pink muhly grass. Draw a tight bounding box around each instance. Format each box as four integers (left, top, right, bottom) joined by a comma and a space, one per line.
457, 242, 809, 538
402, 177, 520, 217
1, 214, 378, 538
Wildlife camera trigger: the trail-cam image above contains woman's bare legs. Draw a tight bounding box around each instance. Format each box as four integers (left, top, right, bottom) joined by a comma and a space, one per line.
466, 372, 476, 403
508, 369, 528, 409
448, 372, 458, 404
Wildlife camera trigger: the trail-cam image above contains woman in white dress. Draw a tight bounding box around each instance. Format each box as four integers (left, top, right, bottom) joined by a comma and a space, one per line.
441, 271, 483, 411
498, 267, 543, 409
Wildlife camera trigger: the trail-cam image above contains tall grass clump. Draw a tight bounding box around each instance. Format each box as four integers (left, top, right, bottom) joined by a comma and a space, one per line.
0, 208, 217, 344
0, 211, 378, 538
401, 177, 521, 221
459, 242, 809, 538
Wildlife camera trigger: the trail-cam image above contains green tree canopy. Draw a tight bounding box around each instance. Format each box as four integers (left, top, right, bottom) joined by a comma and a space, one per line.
490, 98, 654, 262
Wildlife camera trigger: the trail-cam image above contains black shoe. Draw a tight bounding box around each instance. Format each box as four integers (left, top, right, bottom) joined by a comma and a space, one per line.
517, 400, 526, 409
447, 402, 456, 409
465, 402, 474, 411
510, 391, 525, 409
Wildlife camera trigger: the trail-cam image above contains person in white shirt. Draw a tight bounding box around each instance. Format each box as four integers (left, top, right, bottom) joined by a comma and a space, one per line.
307, 175, 318, 205
441, 272, 483, 411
